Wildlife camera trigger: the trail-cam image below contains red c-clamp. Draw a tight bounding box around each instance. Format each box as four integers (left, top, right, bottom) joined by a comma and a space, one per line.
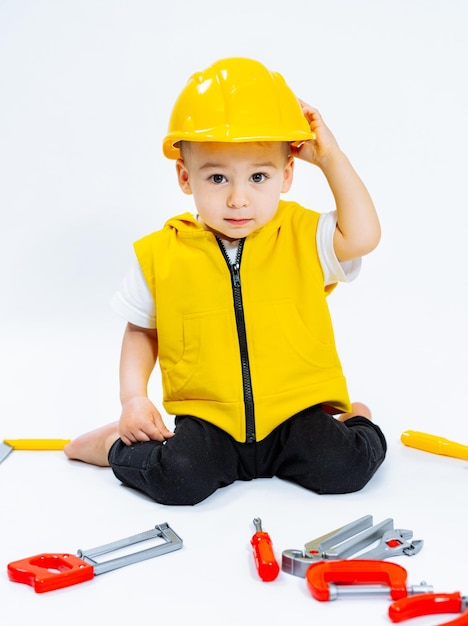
305, 560, 432, 602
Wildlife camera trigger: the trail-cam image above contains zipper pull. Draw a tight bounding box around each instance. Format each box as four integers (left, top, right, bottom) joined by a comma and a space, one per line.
232, 262, 241, 287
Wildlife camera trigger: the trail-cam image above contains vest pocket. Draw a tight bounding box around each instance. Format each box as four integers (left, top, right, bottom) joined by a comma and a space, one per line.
160, 308, 242, 402
250, 300, 341, 394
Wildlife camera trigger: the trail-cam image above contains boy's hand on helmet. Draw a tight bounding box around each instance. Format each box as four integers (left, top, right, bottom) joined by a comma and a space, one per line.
119, 396, 174, 445
292, 100, 342, 167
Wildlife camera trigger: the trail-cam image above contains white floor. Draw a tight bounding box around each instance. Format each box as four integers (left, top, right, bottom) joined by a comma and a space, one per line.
1, 331, 467, 626
2, 437, 467, 626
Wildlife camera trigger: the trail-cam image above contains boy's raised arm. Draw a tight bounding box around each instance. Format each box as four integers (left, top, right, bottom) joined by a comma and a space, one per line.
292, 101, 381, 262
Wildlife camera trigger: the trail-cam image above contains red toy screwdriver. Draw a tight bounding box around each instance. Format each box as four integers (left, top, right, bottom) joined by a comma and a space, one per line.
251, 518, 280, 582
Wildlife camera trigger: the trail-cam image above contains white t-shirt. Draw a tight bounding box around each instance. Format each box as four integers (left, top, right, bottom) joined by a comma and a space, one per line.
110, 211, 361, 329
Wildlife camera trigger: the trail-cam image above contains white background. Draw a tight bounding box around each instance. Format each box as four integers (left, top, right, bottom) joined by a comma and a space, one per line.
1, 1, 467, 624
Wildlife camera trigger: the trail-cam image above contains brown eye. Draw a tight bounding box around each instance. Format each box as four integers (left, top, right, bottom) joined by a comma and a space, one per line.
251, 173, 267, 183
210, 174, 226, 184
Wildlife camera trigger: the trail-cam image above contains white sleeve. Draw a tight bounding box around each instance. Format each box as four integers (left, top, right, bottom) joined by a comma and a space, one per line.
110, 254, 156, 329
316, 211, 362, 286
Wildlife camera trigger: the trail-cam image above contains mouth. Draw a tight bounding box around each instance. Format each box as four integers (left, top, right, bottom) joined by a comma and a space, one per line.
224, 218, 252, 226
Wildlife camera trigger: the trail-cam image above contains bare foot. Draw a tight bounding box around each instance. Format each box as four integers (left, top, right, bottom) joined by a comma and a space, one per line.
64, 422, 120, 467
338, 402, 372, 422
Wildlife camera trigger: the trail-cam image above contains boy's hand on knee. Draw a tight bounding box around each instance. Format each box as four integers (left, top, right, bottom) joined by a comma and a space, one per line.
119, 396, 174, 445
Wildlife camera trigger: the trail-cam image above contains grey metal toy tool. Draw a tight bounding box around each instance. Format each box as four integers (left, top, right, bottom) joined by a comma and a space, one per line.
77, 522, 183, 574
282, 515, 423, 578
7, 522, 183, 592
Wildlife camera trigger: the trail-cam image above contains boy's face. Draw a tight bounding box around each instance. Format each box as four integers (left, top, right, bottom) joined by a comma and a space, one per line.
176, 141, 294, 240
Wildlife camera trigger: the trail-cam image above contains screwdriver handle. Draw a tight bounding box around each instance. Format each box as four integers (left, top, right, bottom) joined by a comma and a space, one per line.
3, 439, 71, 450
389, 592, 464, 622
251, 518, 280, 582
401, 431, 468, 461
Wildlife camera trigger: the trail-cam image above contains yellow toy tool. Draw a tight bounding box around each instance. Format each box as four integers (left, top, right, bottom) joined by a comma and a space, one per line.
401, 430, 468, 461
0, 439, 70, 464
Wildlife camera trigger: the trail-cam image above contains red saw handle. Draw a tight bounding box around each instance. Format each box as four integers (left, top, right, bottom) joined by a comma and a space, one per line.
306, 559, 408, 601
389, 593, 467, 623
7, 553, 94, 593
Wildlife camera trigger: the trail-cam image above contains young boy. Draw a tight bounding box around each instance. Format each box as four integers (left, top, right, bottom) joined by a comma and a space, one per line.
65, 58, 387, 505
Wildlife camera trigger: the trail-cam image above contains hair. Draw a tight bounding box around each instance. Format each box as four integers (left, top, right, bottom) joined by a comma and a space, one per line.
178, 140, 291, 162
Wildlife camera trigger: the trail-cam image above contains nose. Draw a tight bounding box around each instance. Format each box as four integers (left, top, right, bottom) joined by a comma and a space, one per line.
227, 184, 249, 209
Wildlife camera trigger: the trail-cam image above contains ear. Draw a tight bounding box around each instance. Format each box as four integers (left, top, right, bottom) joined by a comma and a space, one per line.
176, 159, 192, 195
281, 156, 295, 193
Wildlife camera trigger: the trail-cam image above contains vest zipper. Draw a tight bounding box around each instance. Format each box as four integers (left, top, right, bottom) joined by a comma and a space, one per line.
217, 237, 256, 443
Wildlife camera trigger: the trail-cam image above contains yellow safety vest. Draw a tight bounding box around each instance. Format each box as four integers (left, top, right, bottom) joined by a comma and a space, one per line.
134, 200, 351, 442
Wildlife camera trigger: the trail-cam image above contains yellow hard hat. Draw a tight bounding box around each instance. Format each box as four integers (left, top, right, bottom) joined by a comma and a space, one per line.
162, 57, 314, 159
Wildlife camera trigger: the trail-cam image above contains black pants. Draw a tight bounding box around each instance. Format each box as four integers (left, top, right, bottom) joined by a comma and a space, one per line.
108, 406, 387, 506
